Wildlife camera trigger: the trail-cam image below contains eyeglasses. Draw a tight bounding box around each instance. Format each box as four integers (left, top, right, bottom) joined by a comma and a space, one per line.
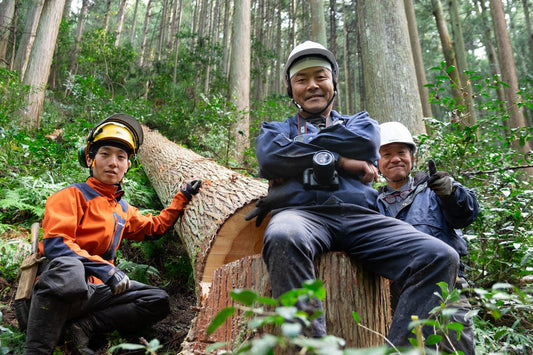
382, 189, 412, 204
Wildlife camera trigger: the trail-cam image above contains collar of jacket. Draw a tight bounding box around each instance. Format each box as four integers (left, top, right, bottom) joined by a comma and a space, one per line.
378, 171, 429, 194
86, 176, 125, 201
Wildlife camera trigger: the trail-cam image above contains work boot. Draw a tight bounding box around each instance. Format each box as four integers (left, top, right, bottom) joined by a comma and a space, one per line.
25, 294, 69, 355
64, 317, 96, 355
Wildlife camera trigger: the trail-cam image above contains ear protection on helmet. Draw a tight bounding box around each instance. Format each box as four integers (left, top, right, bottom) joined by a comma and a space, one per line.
78, 145, 89, 168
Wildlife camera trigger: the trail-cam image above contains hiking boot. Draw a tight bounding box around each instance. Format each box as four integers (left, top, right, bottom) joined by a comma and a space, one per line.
65, 318, 95, 355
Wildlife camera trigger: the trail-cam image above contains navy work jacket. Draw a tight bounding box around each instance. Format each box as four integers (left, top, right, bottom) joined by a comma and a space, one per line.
256, 110, 380, 210
377, 172, 479, 258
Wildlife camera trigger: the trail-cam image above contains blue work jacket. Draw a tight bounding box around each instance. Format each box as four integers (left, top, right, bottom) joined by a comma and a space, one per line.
256, 110, 380, 210
377, 172, 479, 258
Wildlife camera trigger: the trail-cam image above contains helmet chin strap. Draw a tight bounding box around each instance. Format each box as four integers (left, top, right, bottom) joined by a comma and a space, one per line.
384, 174, 410, 184
292, 90, 337, 117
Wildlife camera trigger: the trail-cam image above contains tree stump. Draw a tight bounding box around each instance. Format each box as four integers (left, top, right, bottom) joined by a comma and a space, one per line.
181, 253, 391, 354
137, 127, 391, 353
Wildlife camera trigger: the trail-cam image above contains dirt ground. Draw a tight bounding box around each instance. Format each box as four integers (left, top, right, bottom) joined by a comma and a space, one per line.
0, 230, 198, 355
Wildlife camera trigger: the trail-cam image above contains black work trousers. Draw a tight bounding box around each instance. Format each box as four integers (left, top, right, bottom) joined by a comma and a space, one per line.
25, 256, 169, 354
262, 204, 460, 347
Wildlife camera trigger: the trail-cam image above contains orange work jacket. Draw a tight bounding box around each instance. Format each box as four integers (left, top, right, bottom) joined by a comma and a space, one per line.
40, 177, 190, 284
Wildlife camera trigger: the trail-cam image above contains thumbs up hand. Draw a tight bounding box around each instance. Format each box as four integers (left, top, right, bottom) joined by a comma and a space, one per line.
427, 160, 453, 196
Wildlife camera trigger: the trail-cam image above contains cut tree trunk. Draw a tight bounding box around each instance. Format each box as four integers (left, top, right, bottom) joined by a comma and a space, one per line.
181, 253, 391, 354
137, 126, 391, 353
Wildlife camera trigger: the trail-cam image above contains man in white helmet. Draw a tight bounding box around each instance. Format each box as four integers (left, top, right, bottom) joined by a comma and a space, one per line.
24, 114, 202, 354
378, 121, 478, 354
246, 41, 461, 348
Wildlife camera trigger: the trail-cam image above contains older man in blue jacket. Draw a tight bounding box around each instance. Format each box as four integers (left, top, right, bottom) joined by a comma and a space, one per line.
377, 121, 479, 354
246, 41, 461, 348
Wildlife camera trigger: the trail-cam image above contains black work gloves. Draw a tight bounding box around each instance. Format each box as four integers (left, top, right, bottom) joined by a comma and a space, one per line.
180, 179, 202, 200
245, 184, 290, 227
427, 160, 453, 196
245, 196, 272, 227
106, 268, 130, 295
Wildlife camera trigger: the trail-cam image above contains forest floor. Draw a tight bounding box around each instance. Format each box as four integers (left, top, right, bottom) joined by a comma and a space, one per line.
0, 229, 198, 355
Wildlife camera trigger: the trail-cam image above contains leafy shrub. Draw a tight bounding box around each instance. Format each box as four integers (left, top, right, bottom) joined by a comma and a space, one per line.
0, 306, 26, 355
420, 64, 533, 353
0, 239, 31, 281
0, 69, 30, 127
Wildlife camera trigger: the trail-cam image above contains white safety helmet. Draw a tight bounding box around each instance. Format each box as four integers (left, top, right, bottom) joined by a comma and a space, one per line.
379, 122, 417, 154
284, 41, 338, 98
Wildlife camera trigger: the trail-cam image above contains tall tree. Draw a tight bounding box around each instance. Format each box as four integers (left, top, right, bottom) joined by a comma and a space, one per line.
20, 0, 66, 129
329, 0, 337, 55
63, 0, 72, 20
139, 0, 153, 67
172, 0, 184, 85
475, 0, 505, 106
68, 0, 89, 76
13, 0, 45, 77
103, 0, 112, 33
489, 0, 532, 156
523, 0, 533, 68
0, 0, 16, 67
357, 0, 425, 135
310, 0, 326, 45
114, 0, 128, 47
448, 0, 477, 127
129, 0, 140, 45
229, 0, 251, 165
156, 0, 169, 59
404, 0, 433, 119
343, 0, 358, 113
221, 0, 232, 77
431, 0, 464, 113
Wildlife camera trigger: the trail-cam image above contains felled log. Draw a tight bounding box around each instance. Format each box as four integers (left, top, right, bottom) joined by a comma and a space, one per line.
137, 126, 391, 353
137, 126, 269, 299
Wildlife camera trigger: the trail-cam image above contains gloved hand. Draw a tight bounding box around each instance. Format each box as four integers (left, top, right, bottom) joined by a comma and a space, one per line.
427, 160, 453, 196
106, 268, 130, 295
245, 196, 271, 227
180, 179, 202, 200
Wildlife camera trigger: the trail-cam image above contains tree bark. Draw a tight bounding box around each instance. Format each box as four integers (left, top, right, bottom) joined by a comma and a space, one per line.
114, 0, 128, 47
0, 0, 16, 67
103, 0, 112, 33
139, 0, 153, 67
475, 0, 505, 108
228, 0, 251, 165
357, 0, 425, 135
67, 0, 88, 77
137, 127, 391, 353
431, 0, 464, 110
310, 0, 327, 45
130, 0, 140, 45
404, 0, 433, 119
523, 0, 533, 67
138, 126, 268, 290
181, 253, 391, 354
20, 0, 66, 129
13, 0, 44, 77
489, 0, 532, 157
448, 0, 477, 127
329, 0, 337, 56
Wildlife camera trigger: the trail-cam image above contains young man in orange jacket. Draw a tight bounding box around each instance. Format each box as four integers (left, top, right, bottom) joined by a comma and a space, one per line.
25, 113, 201, 355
